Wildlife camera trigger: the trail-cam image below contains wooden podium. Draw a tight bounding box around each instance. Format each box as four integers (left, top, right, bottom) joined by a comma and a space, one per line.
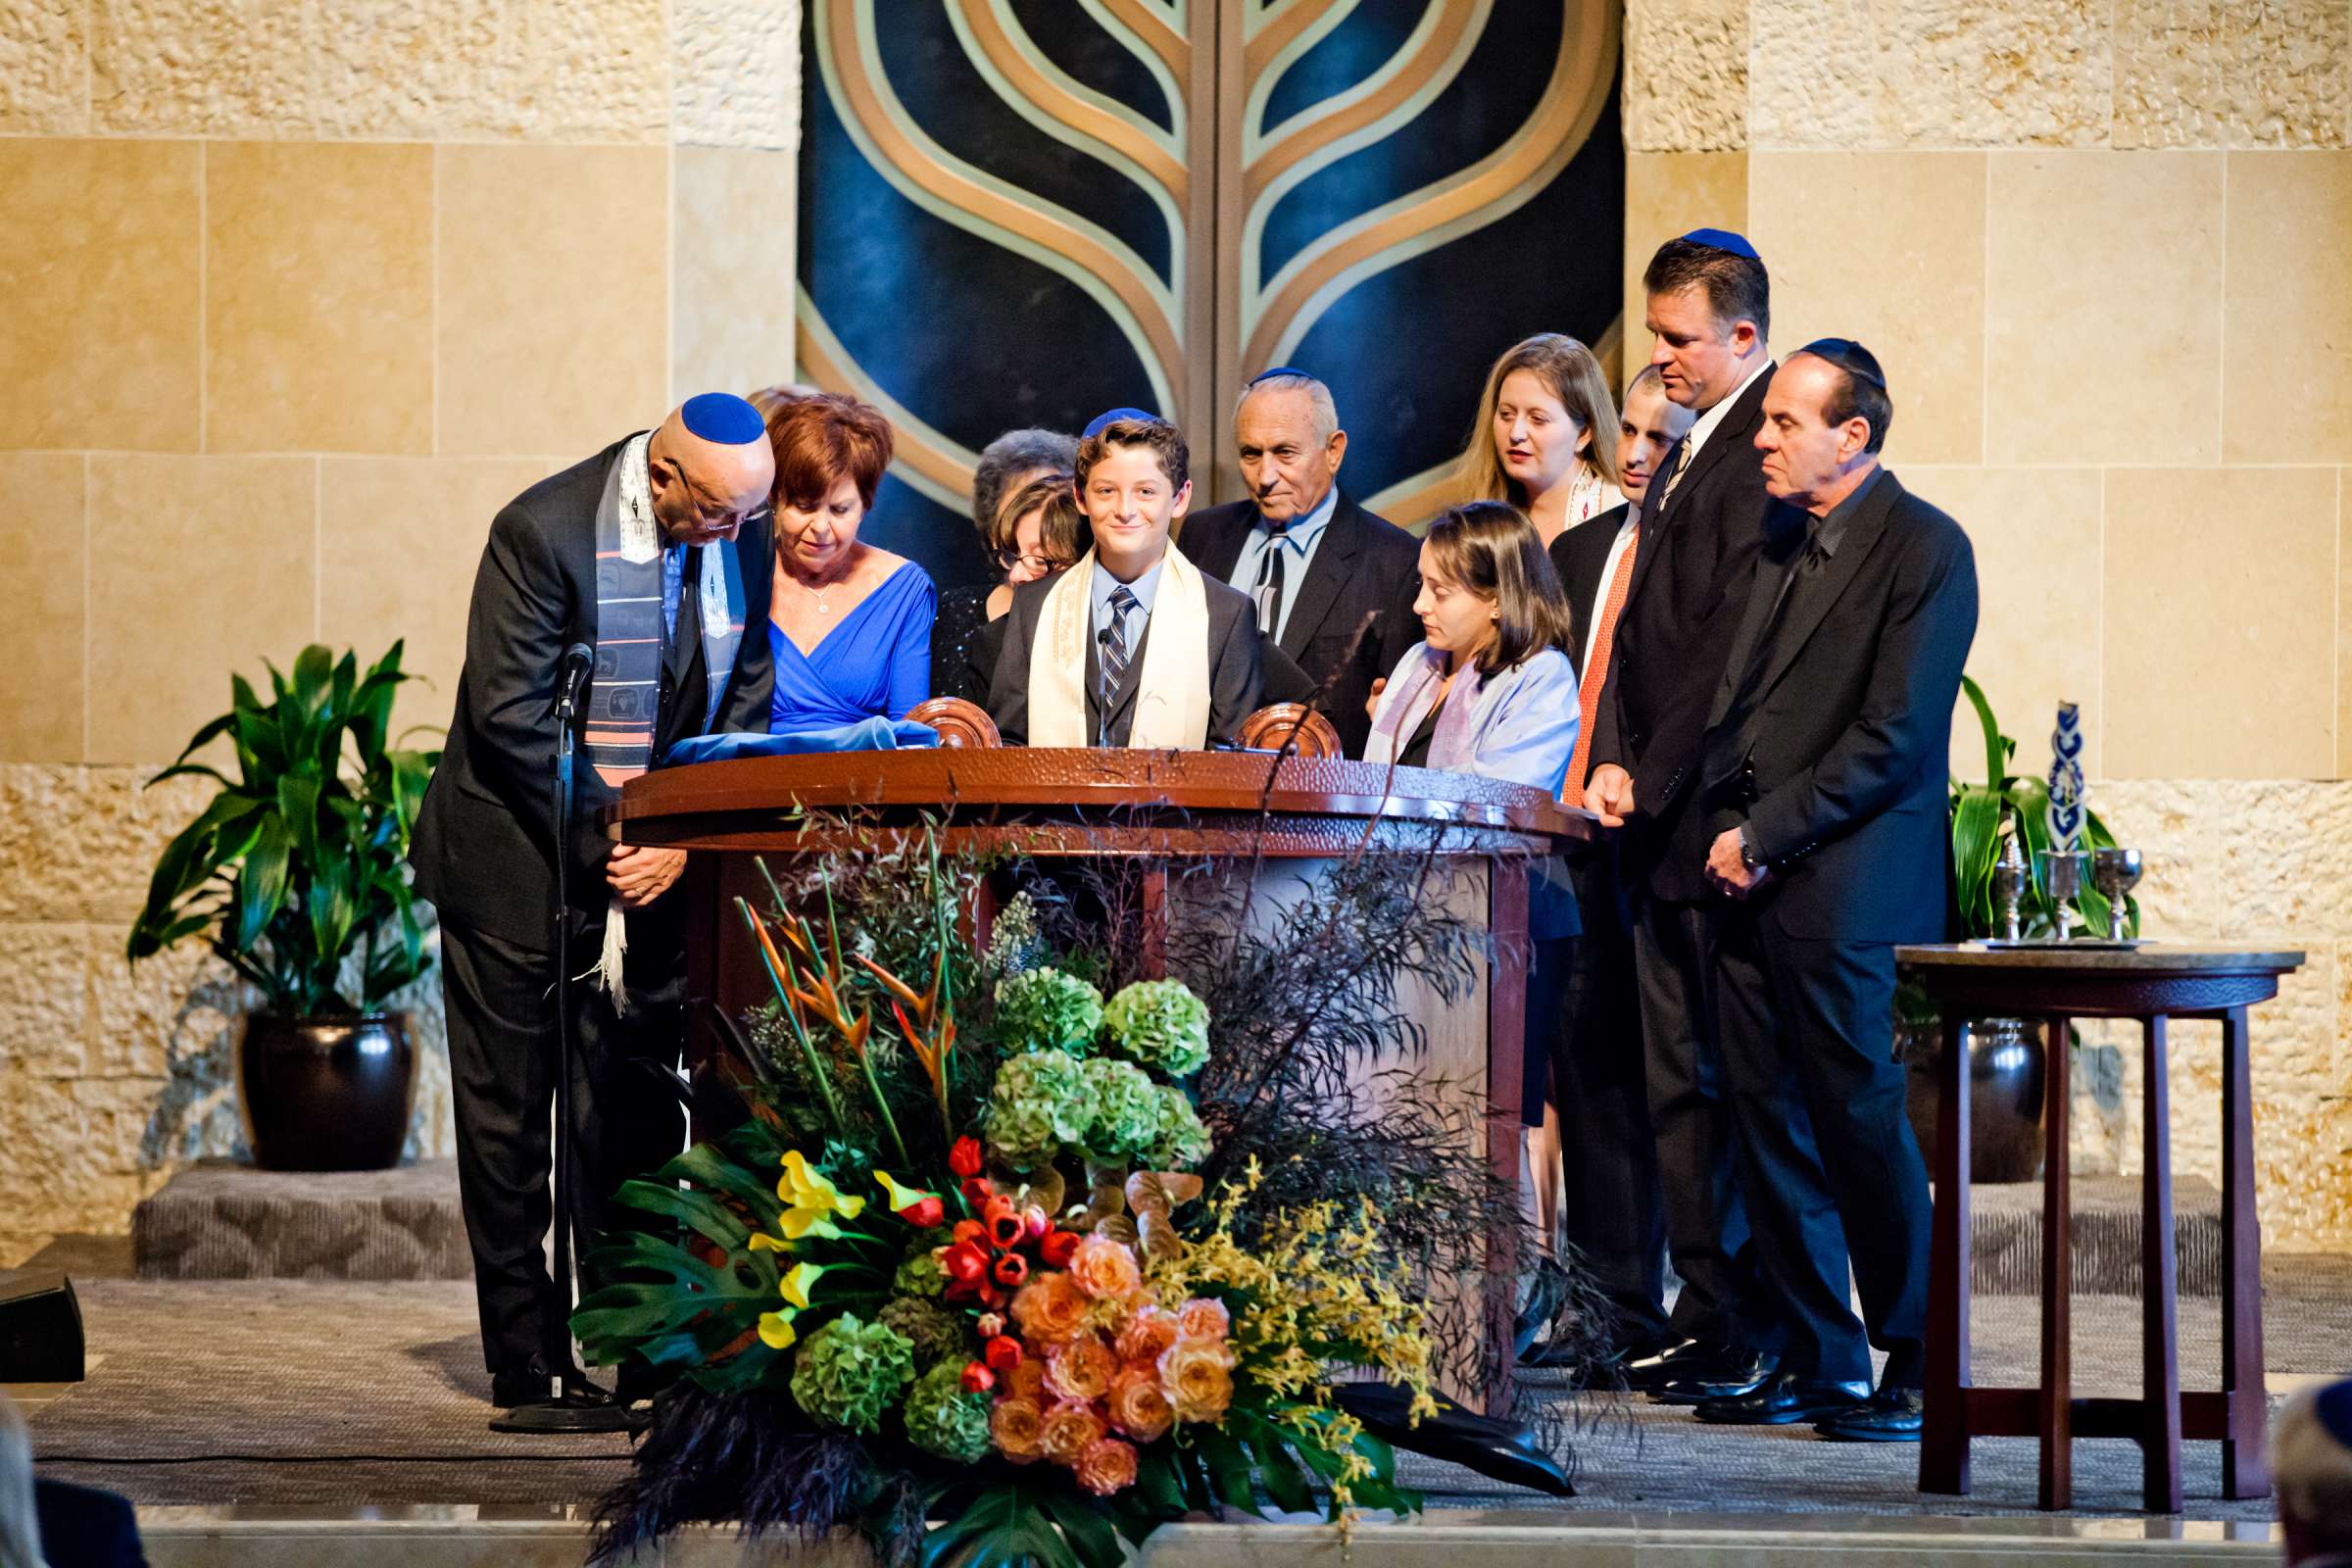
610, 747, 1592, 1410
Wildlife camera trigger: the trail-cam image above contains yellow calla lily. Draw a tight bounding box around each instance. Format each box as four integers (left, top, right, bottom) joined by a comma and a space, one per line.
779, 1151, 866, 1219
757, 1309, 798, 1349
780, 1205, 845, 1242
873, 1171, 932, 1212
780, 1261, 827, 1309
747, 1231, 792, 1254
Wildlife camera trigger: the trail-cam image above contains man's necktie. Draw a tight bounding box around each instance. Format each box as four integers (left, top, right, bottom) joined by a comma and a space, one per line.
1725, 530, 1828, 717
1654, 440, 1691, 510
1251, 530, 1287, 636
1564, 522, 1638, 806
1098, 585, 1137, 745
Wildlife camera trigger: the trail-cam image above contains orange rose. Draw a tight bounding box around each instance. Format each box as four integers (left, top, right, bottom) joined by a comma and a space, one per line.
1044, 1334, 1116, 1402
1158, 1337, 1236, 1423
1009, 1272, 1090, 1344
991, 1396, 1044, 1462
1114, 1304, 1179, 1365
1106, 1365, 1174, 1443
1002, 1354, 1048, 1404
1039, 1398, 1108, 1466
1074, 1436, 1139, 1496
1067, 1234, 1143, 1301
1174, 1296, 1231, 1341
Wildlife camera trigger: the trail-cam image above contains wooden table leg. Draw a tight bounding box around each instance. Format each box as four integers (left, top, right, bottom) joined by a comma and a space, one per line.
2141, 1014, 2183, 1512
2220, 1003, 2270, 1499
2038, 1014, 2073, 1510
1922, 1012, 1973, 1494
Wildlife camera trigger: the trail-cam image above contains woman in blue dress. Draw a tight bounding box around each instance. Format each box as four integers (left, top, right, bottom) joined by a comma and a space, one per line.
761, 393, 937, 731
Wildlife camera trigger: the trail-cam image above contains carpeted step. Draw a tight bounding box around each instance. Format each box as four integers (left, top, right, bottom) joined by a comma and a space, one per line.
131, 1159, 470, 1281
1966, 1174, 2223, 1298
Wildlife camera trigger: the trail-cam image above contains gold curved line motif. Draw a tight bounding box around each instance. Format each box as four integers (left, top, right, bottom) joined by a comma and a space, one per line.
824, 0, 1187, 399
1244, 3, 1616, 371
1244, 0, 1337, 77
796, 291, 980, 509
1245, 0, 1478, 206
1093, 0, 1190, 79
956, 0, 1189, 208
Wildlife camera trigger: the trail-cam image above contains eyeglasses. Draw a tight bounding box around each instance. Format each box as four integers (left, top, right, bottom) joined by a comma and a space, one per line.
995, 549, 1067, 574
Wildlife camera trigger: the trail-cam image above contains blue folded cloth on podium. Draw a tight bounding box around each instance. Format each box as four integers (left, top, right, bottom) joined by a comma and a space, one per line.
666, 715, 939, 766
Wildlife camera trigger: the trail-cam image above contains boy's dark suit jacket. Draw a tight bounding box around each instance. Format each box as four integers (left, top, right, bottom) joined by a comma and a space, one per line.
410, 437, 775, 953
984, 563, 1264, 748
1175, 491, 1418, 758
1700, 468, 1978, 940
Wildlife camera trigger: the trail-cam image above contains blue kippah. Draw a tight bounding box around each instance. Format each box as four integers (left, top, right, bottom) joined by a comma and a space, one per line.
2320, 1380, 2352, 1446
1249, 366, 1310, 386
1083, 406, 1156, 439
1680, 226, 1760, 261
681, 392, 766, 444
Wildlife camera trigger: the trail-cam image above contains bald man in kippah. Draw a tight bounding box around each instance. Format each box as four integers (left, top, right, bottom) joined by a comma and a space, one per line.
411, 396, 777, 1422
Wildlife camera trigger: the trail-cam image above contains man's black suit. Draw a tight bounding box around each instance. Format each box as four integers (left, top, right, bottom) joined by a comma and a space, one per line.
411, 436, 774, 1388
1700, 467, 1976, 1388
1589, 362, 1794, 1356
984, 562, 1264, 748
1176, 492, 1418, 758
1544, 504, 1667, 1348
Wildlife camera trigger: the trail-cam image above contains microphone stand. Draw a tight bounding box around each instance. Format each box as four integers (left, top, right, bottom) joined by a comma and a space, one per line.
492, 645, 634, 1435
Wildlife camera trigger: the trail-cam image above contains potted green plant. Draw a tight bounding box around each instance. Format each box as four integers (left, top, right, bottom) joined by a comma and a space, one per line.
1899, 676, 2140, 1181
127, 643, 440, 1171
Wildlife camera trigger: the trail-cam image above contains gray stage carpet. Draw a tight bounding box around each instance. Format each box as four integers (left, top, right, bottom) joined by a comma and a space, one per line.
22, 1262, 2352, 1518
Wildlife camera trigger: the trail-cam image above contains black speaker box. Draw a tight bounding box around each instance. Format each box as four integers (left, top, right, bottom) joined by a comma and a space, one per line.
0, 1270, 83, 1383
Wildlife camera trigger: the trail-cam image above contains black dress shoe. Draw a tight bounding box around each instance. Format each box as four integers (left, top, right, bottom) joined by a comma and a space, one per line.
1693, 1371, 1872, 1425
1648, 1347, 1780, 1405
1623, 1337, 1711, 1391
490, 1368, 555, 1408
1814, 1384, 1924, 1443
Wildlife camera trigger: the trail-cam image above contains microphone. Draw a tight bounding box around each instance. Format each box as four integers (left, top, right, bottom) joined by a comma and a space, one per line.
555, 642, 595, 723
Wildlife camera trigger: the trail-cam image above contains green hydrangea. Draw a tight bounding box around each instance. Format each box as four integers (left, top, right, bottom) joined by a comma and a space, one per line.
985, 1049, 1092, 1168
877, 1296, 966, 1366
1102, 978, 1211, 1077
1148, 1085, 1212, 1170
903, 1358, 993, 1462
892, 1227, 952, 1298
788, 1313, 916, 1434
1080, 1056, 1165, 1166
994, 968, 1103, 1054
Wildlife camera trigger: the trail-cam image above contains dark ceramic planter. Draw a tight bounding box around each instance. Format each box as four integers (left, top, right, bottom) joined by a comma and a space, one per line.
236, 1011, 417, 1171
1897, 1015, 2046, 1184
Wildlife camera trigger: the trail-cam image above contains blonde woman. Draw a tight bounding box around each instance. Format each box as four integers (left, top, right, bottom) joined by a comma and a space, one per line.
1457, 334, 1624, 548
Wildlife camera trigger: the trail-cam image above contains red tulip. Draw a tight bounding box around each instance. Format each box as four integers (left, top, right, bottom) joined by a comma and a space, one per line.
943, 1241, 990, 1291
953, 1219, 987, 1250
984, 1335, 1024, 1373
960, 1176, 994, 1207
906, 1196, 946, 1230
979, 1282, 1007, 1310
1038, 1229, 1080, 1268
993, 1250, 1031, 1288
949, 1137, 985, 1178
984, 1195, 1024, 1250
960, 1361, 996, 1395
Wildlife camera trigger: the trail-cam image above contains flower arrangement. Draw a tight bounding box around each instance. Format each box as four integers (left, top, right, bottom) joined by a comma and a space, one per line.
574, 838, 1454, 1568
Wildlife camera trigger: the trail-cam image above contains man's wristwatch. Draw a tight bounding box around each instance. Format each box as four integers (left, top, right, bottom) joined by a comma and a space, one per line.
1737, 827, 1765, 871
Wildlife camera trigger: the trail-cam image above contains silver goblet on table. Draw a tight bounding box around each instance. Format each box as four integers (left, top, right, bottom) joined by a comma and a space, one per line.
2093, 847, 2143, 943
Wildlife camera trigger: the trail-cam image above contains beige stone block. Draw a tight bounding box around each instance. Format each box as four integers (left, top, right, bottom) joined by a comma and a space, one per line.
672, 148, 798, 406
2092, 778, 2229, 941
317, 457, 552, 735
0, 922, 92, 1077
0, 0, 89, 132
313, 0, 666, 143
89, 0, 310, 135
2344, 471, 2352, 775
1987, 152, 2223, 466
0, 138, 200, 453
2103, 466, 2334, 779
1751, 0, 2112, 150
2225, 153, 2352, 466
91, 918, 243, 1083
1748, 153, 1984, 465
85, 455, 317, 764
206, 142, 433, 457
437, 145, 668, 459
2116, 0, 2350, 149
1621, 152, 1748, 368
0, 766, 92, 922
672, 0, 799, 150
0, 455, 87, 762
1623, 0, 1746, 153
1918, 466, 2100, 781
0, 1070, 168, 1236
78, 765, 220, 924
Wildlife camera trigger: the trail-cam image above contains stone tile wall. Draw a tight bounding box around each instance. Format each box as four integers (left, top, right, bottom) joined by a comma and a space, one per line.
0, 0, 800, 1252
1627, 0, 2352, 1249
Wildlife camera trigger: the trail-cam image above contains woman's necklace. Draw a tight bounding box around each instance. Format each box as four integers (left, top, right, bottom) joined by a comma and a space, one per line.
790, 562, 849, 615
